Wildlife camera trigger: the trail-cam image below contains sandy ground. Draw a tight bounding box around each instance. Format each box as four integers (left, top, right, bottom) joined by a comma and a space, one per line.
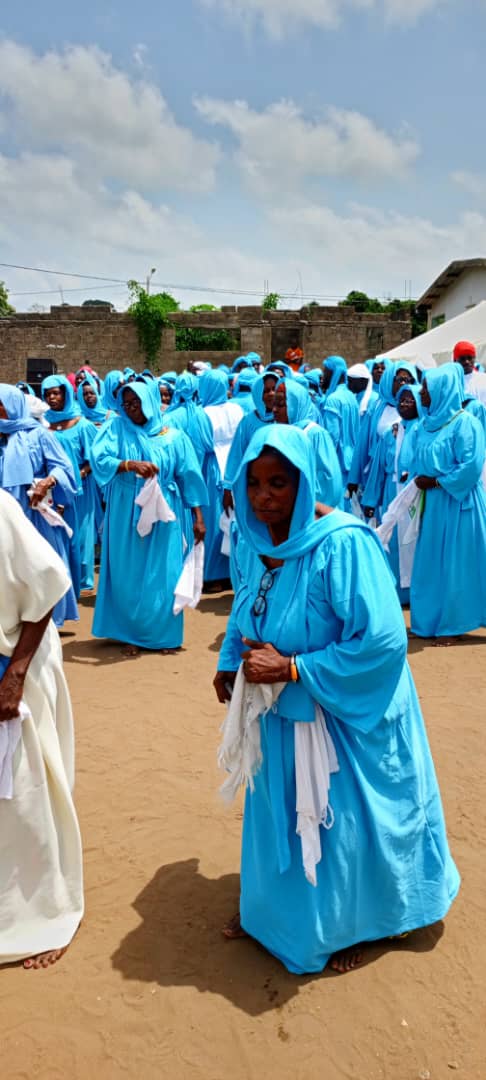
1, 591, 485, 1080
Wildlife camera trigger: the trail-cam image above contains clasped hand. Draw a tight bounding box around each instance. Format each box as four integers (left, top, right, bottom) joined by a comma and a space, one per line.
241, 638, 290, 684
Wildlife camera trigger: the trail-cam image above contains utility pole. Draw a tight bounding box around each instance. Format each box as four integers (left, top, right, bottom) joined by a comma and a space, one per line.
146, 268, 156, 294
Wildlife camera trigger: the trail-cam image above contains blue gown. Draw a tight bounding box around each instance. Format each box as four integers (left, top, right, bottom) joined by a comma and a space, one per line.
218, 425, 459, 974
0, 425, 80, 626
164, 382, 222, 579
48, 419, 97, 591
322, 385, 360, 488
91, 407, 207, 649
410, 365, 486, 638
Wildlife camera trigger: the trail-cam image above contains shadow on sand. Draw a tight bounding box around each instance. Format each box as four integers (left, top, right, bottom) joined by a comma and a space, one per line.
111, 857, 445, 1016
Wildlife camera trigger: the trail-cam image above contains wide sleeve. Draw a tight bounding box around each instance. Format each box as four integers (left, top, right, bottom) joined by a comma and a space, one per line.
173, 430, 209, 508
38, 428, 77, 505
0, 491, 70, 633
90, 418, 124, 487
437, 414, 485, 500
223, 415, 247, 489
296, 528, 407, 733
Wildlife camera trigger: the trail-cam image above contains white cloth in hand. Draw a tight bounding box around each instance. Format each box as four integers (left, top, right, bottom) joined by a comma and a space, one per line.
28, 481, 74, 538
376, 480, 421, 550
173, 543, 205, 615
218, 663, 285, 803
135, 475, 176, 537
0, 701, 30, 800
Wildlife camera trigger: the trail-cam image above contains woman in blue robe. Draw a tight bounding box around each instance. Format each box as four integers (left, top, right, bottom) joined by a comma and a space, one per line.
0, 384, 79, 626
90, 382, 207, 654
411, 363, 486, 642
214, 425, 459, 974
42, 375, 98, 592
164, 373, 219, 575
79, 375, 109, 427
321, 357, 360, 488
347, 360, 415, 498
362, 384, 423, 604
274, 379, 343, 506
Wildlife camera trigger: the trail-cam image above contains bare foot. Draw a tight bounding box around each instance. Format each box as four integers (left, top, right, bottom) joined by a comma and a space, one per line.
24, 947, 67, 970
330, 944, 364, 973
121, 644, 140, 657
433, 635, 463, 647
222, 912, 248, 940
160, 648, 180, 655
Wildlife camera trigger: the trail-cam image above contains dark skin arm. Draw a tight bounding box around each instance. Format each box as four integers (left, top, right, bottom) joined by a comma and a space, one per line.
0, 609, 53, 721
192, 507, 206, 544
117, 459, 159, 479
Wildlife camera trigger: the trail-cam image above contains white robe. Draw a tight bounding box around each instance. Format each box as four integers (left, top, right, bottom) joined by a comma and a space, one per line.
0, 490, 84, 963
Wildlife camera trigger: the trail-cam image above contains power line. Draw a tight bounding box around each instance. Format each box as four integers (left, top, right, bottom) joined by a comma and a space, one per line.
0, 259, 408, 304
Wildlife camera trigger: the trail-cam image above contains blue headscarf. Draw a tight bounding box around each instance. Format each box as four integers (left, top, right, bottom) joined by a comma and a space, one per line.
231, 356, 249, 375
124, 366, 136, 379
277, 379, 314, 427
265, 362, 294, 380
103, 370, 124, 412
422, 363, 463, 432
322, 356, 348, 395
251, 374, 275, 422
199, 369, 229, 407
166, 372, 198, 410
232, 425, 370, 561
233, 367, 259, 395
79, 375, 108, 424
16, 381, 35, 396
378, 361, 417, 407
245, 351, 262, 370
304, 370, 323, 398
119, 382, 165, 438
41, 374, 81, 423
396, 382, 424, 420
0, 384, 39, 487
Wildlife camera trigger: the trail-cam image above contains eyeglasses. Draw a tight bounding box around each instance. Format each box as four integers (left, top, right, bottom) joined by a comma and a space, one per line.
252, 569, 275, 617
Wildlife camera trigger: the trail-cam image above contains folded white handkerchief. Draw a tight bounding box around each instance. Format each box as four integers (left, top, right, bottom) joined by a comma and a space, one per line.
135, 476, 176, 537
173, 543, 205, 615
0, 701, 30, 800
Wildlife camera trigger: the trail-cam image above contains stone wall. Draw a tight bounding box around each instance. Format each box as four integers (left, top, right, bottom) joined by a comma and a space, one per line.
0, 303, 412, 384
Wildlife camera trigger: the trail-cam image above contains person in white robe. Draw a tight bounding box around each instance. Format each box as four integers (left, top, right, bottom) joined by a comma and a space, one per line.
0, 489, 83, 968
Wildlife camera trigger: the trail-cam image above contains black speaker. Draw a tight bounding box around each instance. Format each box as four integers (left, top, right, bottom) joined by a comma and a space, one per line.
26, 357, 58, 397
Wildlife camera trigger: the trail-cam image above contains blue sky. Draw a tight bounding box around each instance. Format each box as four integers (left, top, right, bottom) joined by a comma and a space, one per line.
0, 0, 485, 310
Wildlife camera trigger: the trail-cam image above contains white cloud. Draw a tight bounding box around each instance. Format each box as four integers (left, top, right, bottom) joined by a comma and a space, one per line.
0, 40, 220, 193
195, 96, 419, 193
451, 170, 486, 200
266, 200, 486, 293
200, 0, 447, 36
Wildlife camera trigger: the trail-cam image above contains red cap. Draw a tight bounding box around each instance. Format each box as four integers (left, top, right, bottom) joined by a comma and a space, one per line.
453, 340, 476, 360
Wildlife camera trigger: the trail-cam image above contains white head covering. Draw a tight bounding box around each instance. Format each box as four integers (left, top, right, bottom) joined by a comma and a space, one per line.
347, 363, 373, 415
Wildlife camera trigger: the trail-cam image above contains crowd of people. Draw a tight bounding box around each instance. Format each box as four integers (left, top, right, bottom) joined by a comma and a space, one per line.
0, 337, 485, 973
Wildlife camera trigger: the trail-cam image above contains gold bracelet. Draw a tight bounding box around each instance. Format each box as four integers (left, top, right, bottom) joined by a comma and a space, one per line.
290, 654, 299, 682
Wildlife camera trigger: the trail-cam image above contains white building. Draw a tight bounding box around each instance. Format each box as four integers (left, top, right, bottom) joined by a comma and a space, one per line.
418, 258, 486, 330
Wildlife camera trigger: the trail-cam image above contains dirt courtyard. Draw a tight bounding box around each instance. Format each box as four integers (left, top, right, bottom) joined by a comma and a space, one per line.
1, 593, 485, 1080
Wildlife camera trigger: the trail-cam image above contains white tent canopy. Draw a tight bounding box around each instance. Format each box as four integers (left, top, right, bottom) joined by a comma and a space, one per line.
377, 301, 486, 369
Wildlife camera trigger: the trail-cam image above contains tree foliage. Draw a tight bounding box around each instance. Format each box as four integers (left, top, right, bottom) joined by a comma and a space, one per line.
175, 303, 240, 352
0, 281, 15, 316
128, 281, 179, 366
338, 290, 427, 337
262, 292, 280, 311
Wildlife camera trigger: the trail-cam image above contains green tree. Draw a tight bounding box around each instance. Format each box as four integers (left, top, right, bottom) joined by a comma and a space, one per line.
262, 292, 280, 311
339, 290, 426, 338
127, 281, 179, 367
0, 281, 15, 316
